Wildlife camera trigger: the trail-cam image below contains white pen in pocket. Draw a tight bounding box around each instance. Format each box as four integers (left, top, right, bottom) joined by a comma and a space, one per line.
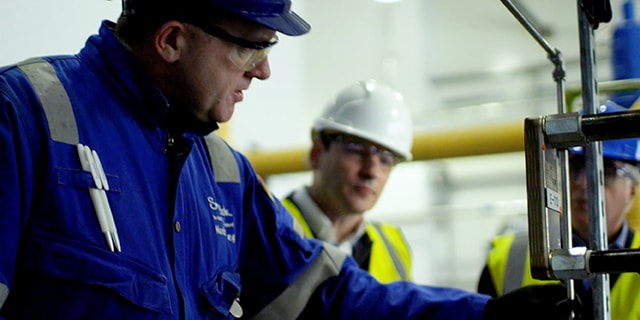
90, 148, 121, 252
77, 143, 120, 252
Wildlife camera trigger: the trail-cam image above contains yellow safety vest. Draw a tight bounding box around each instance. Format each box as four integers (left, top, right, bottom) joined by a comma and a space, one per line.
282, 198, 412, 283
487, 232, 640, 319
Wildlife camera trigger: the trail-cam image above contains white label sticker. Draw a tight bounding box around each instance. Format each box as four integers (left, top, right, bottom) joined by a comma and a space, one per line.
546, 188, 561, 212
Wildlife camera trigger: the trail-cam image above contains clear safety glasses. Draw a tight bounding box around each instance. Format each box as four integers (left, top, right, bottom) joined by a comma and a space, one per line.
569, 157, 640, 184
322, 133, 400, 168
185, 21, 278, 72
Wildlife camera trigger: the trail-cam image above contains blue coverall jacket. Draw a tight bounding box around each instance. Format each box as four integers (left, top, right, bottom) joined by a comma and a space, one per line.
0, 20, 489, 319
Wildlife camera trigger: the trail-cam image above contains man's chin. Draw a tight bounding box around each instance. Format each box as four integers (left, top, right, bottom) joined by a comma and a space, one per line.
350, 200, 375, 214
213, 106, 235, 124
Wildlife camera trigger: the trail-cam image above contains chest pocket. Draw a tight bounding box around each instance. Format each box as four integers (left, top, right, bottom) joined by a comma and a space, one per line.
56, 166, 120, 191
24, 231, 172, 315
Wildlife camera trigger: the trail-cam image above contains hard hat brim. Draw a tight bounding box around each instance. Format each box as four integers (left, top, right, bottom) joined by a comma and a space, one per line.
247, 11, 310, 36
313, 119, 413, 162
212, 1, 310, 36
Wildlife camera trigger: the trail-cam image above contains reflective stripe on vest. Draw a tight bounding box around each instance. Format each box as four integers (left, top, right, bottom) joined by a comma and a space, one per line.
250, 242, 347, 320
18, 57, 79, 145
488, 233, 557, 297
502, 232, 528, 295
368, 222, 409, 281
281, 198, 315, 238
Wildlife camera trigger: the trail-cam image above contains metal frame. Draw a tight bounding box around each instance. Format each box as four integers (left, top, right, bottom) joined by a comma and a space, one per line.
502, 1, 640, 319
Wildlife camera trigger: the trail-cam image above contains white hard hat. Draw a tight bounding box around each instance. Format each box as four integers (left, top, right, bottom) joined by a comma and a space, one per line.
312, 80, 413, 161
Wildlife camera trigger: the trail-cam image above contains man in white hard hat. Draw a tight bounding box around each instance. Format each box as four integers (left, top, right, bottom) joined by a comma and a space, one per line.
282, 80, 414, 283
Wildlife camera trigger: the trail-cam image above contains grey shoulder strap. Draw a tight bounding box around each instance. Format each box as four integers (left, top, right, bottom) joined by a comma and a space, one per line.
371, 222, 408, 281
17, 58, 239, 187
503, 232, 529, 295
17, 57, 79, 145
203, 133, 240, 183
250, 243, 347, 320
0, 283, 7, 309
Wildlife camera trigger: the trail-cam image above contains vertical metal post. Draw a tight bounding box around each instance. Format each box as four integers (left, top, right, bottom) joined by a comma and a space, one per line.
500, 0, 578, 309
576, 2, 611, 319
550, 50, 578, 312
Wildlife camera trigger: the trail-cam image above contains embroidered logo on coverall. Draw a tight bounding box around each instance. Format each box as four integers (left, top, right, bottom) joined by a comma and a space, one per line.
207, 196, 236, 243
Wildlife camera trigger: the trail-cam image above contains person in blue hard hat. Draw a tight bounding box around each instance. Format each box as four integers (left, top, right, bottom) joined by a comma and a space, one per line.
478, 102, 640, 319
0, 0, 578, 319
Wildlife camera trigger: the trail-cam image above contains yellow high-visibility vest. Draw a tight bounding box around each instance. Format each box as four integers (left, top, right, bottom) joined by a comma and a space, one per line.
282, 198, 412, 283
487, 232, 640, 319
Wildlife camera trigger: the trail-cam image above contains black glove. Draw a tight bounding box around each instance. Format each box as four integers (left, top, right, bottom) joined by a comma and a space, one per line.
482, 284, 583, 320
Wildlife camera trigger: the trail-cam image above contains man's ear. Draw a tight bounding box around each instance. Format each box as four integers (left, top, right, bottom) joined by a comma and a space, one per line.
630, 180, 638, 198
309, 138, 324, 170
153, 21, 186, 63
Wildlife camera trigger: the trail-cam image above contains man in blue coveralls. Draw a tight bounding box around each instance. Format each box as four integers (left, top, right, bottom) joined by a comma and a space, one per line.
0, 0, 578, 319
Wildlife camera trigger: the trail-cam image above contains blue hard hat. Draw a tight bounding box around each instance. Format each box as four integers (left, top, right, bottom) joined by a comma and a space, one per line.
212, 0, 310, 36
123, 0, 310, 36
570, 101, 640, 163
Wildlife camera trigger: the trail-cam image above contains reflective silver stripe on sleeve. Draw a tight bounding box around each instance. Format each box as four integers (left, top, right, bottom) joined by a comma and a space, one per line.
503, 232, 528, 295
371, 222, 408, 281
0, 282, 8, 308
250, 243, 347, 320
17, 58, 79, 145
291, 218, 306, 239
203, 133, 240, 183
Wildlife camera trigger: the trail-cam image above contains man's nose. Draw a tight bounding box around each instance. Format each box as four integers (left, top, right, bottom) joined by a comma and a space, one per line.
246, 57, 271, 80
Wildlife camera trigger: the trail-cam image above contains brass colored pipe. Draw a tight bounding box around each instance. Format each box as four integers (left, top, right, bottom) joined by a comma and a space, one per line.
411, 121, 524, 161
245, 148, 311, 177
245, 120, 524, 177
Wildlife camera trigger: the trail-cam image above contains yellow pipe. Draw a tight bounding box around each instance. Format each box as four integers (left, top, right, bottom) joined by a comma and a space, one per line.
411, 121, 523, 161
245, 148, 311, 176
245, 120, 524, 177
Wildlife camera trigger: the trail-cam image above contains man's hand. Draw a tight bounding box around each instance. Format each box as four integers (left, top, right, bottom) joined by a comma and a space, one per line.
482, 284, 582, 320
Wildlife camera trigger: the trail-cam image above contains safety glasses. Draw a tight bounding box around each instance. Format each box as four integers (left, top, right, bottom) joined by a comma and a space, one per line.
184, 21, 278, 71
321, 133, 399, 168
569, 157, 640, 184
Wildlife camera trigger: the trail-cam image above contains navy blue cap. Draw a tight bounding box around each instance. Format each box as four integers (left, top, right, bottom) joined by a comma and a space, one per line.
122, 0, 310, 36
211, 0, 310, 36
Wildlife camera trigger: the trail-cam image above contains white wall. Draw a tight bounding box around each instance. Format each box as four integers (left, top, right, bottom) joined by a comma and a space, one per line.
0, 1, 121, 65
